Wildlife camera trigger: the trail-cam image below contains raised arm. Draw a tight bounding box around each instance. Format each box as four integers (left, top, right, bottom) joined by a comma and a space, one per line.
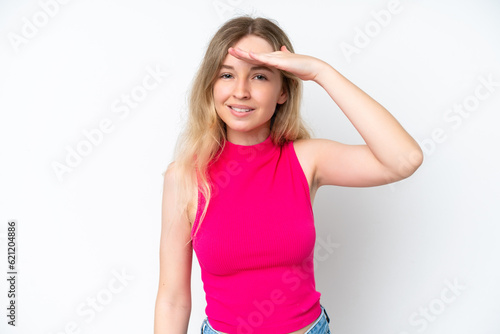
228, 46, 423, 187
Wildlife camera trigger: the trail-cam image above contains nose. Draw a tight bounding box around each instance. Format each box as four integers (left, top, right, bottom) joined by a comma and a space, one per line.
233, 78, 250, 100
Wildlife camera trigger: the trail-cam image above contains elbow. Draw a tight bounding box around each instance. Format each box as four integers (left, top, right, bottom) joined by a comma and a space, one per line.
413, 147, 424, 170
155, 292, 192, 313
394, 146, 424, 180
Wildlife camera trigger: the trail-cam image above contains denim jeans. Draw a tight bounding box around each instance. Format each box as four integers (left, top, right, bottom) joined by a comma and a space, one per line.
200, 304, 331, 334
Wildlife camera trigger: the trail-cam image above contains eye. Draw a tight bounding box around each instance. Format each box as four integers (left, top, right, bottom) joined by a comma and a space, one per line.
254, 74, 267, 81
220, 73, 233, 79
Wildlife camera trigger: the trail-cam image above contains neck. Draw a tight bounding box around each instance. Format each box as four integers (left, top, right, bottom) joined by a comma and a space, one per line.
226, 128, 271, 146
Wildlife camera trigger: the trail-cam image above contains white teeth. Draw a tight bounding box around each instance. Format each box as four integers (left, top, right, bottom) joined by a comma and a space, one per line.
231, 106, 252, 112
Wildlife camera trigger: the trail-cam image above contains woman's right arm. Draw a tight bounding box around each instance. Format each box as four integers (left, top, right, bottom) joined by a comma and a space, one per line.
154, 162, 193, 334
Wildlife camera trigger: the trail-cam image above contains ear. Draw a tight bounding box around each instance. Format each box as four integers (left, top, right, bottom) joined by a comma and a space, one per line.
277, 86, 288, 105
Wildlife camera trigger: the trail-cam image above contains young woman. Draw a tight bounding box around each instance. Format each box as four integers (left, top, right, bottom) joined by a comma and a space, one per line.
154, 16, 423, 334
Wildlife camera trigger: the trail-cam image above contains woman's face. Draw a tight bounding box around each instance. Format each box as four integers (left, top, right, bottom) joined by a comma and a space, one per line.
213, 35, 287, 145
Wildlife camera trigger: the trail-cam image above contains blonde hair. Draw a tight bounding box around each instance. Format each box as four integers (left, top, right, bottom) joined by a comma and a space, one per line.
167, 16, 313, 246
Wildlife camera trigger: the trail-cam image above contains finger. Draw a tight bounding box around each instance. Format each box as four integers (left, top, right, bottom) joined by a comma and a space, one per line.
228, 47, 254, 60
236, 47, 267, 62
248, 50, 262, 60
228, 47, 245, 58
228, 47, 267, 65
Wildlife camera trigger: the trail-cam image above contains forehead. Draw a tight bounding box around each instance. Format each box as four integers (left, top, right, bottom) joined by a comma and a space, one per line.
221, 35, 277, 72
232, 35, 275, 53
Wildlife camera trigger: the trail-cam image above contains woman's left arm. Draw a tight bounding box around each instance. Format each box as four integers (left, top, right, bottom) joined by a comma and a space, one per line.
228, 46, 423, 186
311, 58, 424, 181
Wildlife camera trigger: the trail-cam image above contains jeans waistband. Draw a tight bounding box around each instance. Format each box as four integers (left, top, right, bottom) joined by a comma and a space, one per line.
322, 304, 330, 323
202, 304, 331, 333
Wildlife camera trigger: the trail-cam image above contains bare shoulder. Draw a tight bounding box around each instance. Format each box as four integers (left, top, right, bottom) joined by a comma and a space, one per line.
292, 137, 335, 165
163, 161, 198, 229
160, 160, 192, 241
292, 137, 349, 189
162, 161, 177, 194
291, 138, 326, 200
163, 160, 177, 178
292, 138, 316, 163
292, 137, 329, 152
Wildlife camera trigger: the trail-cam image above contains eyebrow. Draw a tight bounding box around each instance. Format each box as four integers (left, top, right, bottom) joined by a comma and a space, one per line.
220, 64, 275, 73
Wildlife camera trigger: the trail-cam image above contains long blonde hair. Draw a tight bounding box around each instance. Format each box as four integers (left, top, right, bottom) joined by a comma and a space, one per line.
167, 16, 313, 246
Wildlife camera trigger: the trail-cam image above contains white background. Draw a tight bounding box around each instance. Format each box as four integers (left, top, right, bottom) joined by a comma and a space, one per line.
1, 0, 499, 333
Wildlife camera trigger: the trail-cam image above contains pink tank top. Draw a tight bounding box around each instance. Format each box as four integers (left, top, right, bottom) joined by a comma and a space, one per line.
191, 134, 322, 333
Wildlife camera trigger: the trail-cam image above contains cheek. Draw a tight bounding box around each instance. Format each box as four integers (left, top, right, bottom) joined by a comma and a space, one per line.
213, 83, 230, 103
254, 87, 282, 107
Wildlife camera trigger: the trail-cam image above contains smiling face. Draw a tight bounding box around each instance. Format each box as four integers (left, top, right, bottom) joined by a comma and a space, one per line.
213, 35, 287, 145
